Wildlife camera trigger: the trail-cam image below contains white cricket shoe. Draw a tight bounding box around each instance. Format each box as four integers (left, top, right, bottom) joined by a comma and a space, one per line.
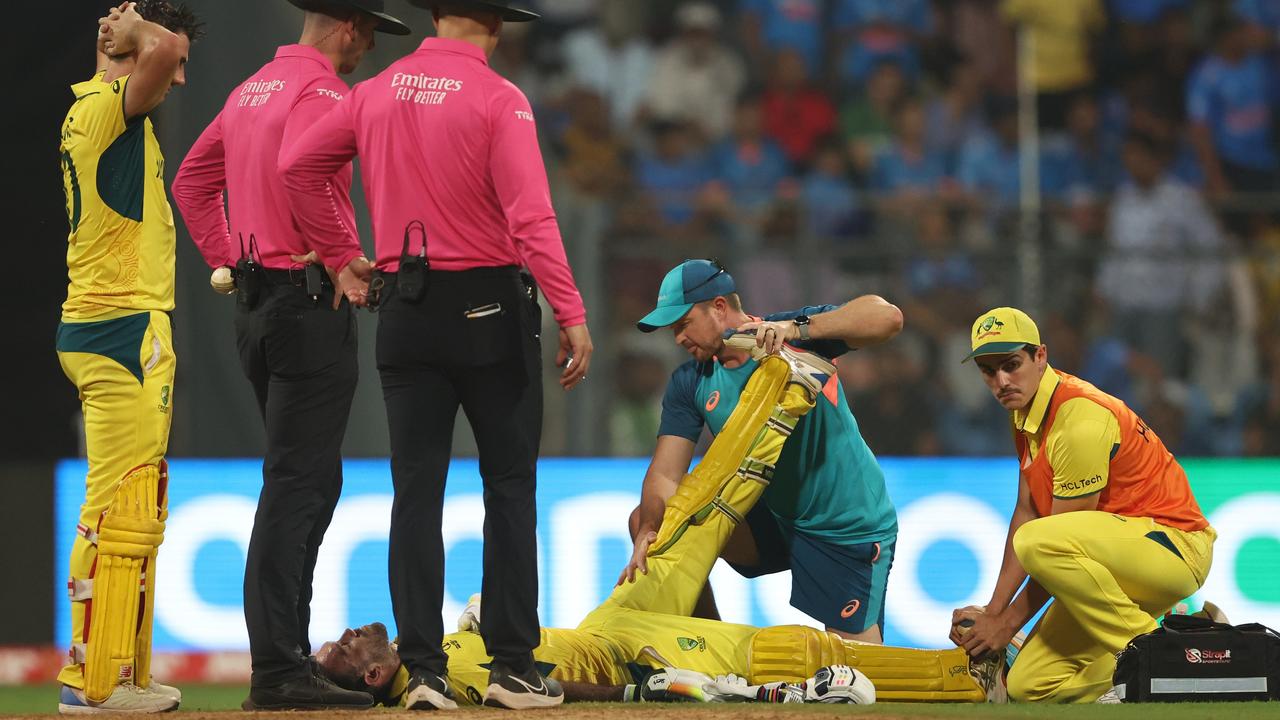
147, 679, 181, 704
58, 682, 179, 714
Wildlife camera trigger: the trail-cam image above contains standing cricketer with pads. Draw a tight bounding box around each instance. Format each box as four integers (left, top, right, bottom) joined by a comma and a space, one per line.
171, 0, 410, 710
54, 1, 201, 714
951, 307, 1216, 703
280, 0, 593, 710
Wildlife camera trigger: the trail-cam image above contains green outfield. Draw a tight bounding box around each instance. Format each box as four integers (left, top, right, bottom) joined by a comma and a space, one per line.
0, 685, 1273, 718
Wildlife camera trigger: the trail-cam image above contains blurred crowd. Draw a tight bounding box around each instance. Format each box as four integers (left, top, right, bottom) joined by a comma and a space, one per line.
503, 0, 1280, 457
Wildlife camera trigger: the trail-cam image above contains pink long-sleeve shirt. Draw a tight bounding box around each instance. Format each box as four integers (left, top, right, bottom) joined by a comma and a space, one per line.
279, 37, 586, 327
172, 44, 362, 271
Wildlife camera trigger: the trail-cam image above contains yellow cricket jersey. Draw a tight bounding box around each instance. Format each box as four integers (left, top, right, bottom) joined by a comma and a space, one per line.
1013, 366, 1208, 533
1014, 366, 1121, 499
60, 72, 175, 320
383, 629, 633, 707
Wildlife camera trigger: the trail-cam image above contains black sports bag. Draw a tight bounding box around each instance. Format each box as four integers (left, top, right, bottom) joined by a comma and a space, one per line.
1113, 614, 1280, 702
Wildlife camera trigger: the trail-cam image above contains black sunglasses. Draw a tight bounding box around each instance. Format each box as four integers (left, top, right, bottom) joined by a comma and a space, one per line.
684, 258, 727, 296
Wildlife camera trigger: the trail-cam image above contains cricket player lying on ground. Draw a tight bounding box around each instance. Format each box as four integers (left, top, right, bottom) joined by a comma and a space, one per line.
312, 339, 999, 706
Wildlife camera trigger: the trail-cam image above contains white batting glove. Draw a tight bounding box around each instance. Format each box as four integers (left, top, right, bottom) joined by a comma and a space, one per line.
802, 665, 876, 704
456, 593, 481, 633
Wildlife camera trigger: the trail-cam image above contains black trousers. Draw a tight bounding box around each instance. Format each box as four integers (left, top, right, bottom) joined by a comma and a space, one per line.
375, 266, 542, 677
236, 277, 358, 687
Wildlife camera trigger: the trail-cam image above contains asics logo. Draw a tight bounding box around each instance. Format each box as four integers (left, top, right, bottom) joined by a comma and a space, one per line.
840, 599, 861, 619
705, 391, 720, 411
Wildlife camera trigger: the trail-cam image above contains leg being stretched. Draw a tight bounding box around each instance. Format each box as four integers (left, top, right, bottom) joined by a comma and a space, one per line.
598, 349, 827, 618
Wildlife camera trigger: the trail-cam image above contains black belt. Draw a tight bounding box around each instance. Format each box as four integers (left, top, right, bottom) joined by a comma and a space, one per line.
259, 267, 332, 287
368, 265, 534, 310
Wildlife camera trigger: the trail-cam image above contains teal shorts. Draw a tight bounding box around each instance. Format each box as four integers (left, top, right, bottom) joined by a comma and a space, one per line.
727, 502, 895, 634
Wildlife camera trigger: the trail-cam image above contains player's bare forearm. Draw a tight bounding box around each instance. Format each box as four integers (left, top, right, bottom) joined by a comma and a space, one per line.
636, 492, 667, 537
987, 482, 1036, 611
639, 435, 696, 531
998, 577, 1051, 630
812, 295, 904, 349
125, 27, 184, 115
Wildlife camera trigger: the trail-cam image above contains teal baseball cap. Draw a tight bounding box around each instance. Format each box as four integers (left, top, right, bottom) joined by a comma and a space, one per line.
637, 259, 736, 332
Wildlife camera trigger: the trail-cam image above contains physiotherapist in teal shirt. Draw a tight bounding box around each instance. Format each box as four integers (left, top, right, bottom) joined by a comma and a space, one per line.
618, 259, 904, 642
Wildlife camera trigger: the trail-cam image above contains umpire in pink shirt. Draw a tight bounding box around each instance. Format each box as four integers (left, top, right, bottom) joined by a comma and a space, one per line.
280, 0, 593, 711
171, 0, 410, 710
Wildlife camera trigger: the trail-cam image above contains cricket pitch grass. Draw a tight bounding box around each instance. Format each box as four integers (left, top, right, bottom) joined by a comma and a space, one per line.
0, 685, 1274, 719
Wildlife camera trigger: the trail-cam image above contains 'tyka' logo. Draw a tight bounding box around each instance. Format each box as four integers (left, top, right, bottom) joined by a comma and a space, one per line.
677, 636, 706, 652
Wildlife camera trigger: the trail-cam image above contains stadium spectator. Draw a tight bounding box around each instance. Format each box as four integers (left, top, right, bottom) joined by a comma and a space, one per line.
871, 98, 951, 207
634, 120, 715, 231
1244, 220, 1280, 333
897, 206, 988, 421
1096, 131, 1225, 377
801, 137, 863, 239
1242, 337, 1280, 455
845, 339, 941, 456
488, 21, 555, 110
1001, 0, 1106, 129
1187, 12, 1278, 199
839, 60, 907, 177
1109, 0, 1192, 68
528, 0, 599, 36
761, 49, 837, 167
562, 0, 653, 129
924, 59, 988, 175
941, 0, 1017, 95
901, 206, 982, 312
1235, 0, 1280, 51
642, 2, 746, 142
559, 89, 630, 199
831, 0, 932, 86
1040, 93, 1121, 203
1109, 0, 1191, 25
739, 0, 824, 75
956, 98, 1021, 210
609, 346, 669, 456
710, 95, 792, 215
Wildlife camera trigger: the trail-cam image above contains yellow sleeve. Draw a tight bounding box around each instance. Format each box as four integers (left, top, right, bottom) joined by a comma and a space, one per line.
76, 74, 130, 146
1045, 397, 1120, 499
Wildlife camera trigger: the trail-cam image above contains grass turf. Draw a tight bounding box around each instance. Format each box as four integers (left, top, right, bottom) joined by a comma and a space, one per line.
0, 685, 1275, 717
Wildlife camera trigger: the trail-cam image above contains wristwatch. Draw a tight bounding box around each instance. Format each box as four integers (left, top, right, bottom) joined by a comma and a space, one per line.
793, 314, 811, 341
